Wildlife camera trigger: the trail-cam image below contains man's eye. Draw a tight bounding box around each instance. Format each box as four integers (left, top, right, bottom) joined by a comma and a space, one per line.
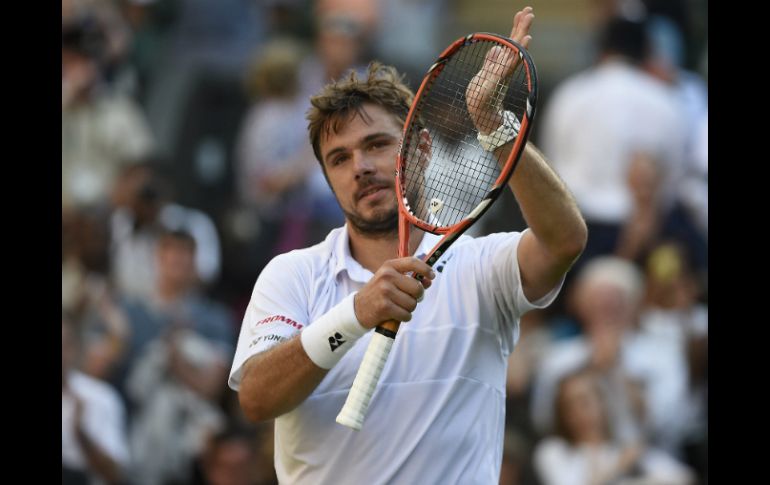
332, 155, 348, 166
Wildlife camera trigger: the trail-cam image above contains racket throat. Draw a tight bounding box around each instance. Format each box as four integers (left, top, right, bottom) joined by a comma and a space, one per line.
398, 212, 411, 258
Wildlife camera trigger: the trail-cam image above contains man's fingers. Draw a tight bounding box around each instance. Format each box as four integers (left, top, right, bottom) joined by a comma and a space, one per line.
393, 274, 426, 301
481, 46, 503, 75
512, 9, 524, 35
520, 34, 532, 50
388, 285, 421, 313
388, 257, 435, 281
511, 7, 535, 45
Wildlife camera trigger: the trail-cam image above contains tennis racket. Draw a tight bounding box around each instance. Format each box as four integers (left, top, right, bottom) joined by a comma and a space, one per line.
336, 33, 538, 430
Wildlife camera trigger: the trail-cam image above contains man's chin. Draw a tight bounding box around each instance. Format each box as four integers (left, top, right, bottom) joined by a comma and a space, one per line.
345, 208, 399, 237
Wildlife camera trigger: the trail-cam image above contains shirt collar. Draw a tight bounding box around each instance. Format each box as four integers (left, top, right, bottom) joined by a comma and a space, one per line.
332, 224, 442, 284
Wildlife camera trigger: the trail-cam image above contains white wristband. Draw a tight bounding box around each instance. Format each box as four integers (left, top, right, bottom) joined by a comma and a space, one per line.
477, 110, 521, 152
300, 293, 368, 369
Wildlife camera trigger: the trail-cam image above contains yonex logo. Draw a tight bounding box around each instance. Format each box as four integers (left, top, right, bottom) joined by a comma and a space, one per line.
429, 198, 444, 214
328, 332, 346, 351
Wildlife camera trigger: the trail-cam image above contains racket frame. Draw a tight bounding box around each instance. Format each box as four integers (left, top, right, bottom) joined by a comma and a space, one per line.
395, 33, 538, 265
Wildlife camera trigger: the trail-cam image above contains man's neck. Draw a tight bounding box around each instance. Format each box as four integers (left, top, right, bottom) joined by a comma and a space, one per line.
347, 224, 425, 273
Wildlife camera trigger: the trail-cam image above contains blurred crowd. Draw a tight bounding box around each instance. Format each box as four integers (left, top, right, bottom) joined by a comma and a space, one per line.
62, 0, 707, 484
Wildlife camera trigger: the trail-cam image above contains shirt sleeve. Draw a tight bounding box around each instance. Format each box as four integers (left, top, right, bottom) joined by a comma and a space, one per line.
228, 253, 310, 391
473, 230, 565, 353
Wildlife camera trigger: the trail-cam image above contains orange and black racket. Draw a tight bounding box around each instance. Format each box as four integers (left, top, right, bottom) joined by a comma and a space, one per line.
336, 33, 538, 430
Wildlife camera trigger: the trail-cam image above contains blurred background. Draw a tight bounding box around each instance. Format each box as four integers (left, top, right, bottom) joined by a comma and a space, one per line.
62, 0, 707, 483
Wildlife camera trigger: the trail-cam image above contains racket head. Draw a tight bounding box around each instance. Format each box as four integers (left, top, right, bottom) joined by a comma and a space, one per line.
395, 33, 538, 259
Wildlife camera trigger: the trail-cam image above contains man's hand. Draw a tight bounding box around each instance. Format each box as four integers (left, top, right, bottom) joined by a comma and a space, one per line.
354, 257, 435, 328
466, 6, 535, 134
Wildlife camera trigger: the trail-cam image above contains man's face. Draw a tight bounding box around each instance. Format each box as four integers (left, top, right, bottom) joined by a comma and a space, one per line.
319, 103, 403, 235
317, 13, 366, 78
156, 239, 197, 289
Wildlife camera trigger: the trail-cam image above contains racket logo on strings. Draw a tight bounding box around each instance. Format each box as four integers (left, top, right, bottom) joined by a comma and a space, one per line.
429, 198, 444, 214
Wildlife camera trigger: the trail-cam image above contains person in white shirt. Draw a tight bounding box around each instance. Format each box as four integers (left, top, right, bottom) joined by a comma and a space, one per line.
62, 316, 130, 485
529, 256, 690, 455
534, 369, 694, 485
62, 18, 154, 213
109, 163, 222, 302
229, 5, 588, 484
540, 15, 688, 266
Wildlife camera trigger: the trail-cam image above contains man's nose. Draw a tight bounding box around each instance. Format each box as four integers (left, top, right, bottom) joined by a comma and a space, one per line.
352, 150, 375, 179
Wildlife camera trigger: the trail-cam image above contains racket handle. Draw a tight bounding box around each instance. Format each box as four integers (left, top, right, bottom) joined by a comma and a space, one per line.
336, 326, 397, 430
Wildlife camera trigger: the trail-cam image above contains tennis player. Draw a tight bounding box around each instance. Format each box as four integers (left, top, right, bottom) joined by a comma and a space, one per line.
229, 5, 587, 483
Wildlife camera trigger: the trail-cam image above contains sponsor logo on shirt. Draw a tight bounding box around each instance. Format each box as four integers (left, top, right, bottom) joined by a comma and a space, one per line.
249, 333, 288, 348
435, 253, 454, 273
250, 314, 304, 334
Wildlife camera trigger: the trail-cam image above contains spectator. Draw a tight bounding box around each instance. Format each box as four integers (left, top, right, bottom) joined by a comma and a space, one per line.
540, 15, 688, 268
197, 424, 277, 485
110, 163, 222, 301
233, 38, 336, 264
62, 315, 130, 485
638, 242, 708, 457
530, 256, 689, 452
110, 229, 234, 396
122, 230, 234, 484
62, 16, 154, 212
534, 370, 694, 485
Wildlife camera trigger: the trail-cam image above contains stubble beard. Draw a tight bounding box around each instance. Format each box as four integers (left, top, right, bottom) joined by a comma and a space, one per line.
343, 203, 399, 239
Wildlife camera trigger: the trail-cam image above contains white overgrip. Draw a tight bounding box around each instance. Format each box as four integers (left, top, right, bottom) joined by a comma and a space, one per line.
335, 329, 395, 430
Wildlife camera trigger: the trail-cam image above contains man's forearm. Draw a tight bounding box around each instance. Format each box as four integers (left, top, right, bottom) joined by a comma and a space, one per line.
499, 140, 586, 304
506, 142, 586, 259
239, 336, 329, 422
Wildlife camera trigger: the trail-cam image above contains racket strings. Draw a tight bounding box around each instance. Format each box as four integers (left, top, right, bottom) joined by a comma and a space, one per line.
402, 39, 530, 228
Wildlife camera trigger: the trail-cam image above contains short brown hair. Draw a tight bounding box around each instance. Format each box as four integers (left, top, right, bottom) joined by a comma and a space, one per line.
553, 369, 611, 445
158, 229, 197, 252
307, 62, 414, 165
244, 39, 305, 100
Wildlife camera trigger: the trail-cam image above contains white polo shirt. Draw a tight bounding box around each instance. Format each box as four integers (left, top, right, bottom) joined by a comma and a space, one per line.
229, 225, 562, 484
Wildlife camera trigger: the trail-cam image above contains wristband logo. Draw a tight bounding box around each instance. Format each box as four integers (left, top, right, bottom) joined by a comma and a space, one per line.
328, 332, 346, 351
